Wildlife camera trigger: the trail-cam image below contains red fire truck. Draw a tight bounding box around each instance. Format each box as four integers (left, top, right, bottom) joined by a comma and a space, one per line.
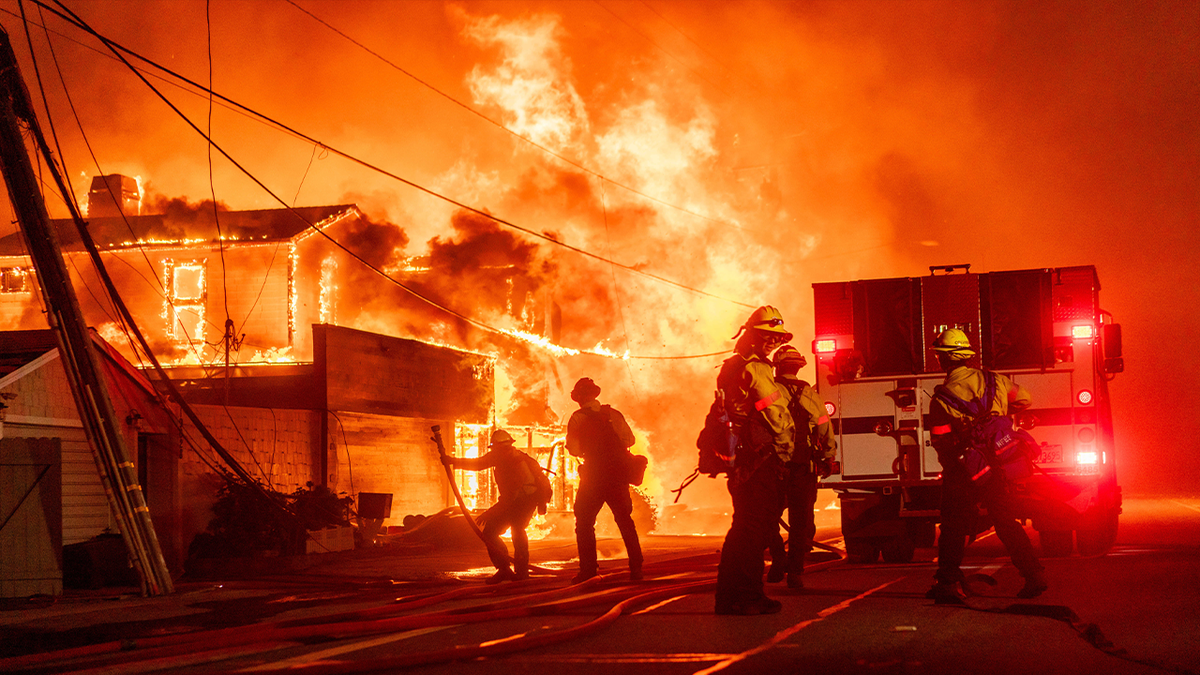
812, 265, 1123, 562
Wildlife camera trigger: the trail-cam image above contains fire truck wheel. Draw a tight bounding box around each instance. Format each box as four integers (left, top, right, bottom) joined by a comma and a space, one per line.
881, 535, 915, 564
1039, 530, 1073, 557
845, 537, 881, 564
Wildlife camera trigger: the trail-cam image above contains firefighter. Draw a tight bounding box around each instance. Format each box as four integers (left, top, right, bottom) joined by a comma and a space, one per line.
441, 429, 540, 584
714, 306, 796, 615
766, 345, 836, 590
926, 328, 1048, 604
566, 377, 644, 583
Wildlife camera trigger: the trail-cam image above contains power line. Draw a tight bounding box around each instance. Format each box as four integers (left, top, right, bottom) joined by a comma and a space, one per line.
282, 0, 735, 229
25, 2, 748, 361
25, 0, 754, 311
592, 0, 732, 97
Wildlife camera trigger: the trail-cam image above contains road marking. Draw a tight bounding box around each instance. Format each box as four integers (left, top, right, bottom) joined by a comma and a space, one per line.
977, 560, 1005, 576
238, 625, 454, 670
691, 577, 902, 675
632, 595, 688, 615
1172, 500, 1200, 515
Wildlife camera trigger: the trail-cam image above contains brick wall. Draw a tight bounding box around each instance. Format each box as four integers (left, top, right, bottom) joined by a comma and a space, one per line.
179, 405, 321, 495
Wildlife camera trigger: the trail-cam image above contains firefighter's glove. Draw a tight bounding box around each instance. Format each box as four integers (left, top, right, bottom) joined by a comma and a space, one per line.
816, 459, 834, 479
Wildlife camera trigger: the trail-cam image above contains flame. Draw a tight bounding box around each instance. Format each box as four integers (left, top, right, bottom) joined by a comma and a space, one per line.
461, 10, 588, 151
245, 346, 297, 364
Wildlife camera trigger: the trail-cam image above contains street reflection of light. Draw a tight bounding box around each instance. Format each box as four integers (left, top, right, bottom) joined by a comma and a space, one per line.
453, 566, 498, 581
480, 632, 530, 648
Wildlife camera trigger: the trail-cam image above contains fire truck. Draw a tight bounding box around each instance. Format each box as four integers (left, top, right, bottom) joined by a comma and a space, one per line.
811, 264, 1123, 562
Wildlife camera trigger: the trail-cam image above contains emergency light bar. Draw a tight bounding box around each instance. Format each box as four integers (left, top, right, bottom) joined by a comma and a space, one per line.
1072, 324, 1096, 339
813, 338, 838, 354
1077, 451, 1099, 465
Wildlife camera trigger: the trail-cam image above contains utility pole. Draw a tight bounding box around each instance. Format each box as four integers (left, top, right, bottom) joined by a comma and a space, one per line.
0, 28, 173, 595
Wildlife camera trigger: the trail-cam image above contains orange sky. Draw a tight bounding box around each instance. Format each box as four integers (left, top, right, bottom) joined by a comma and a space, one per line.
0, 0, 1195, 498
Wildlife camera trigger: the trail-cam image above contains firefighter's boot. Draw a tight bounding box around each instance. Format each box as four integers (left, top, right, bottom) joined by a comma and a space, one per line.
787, 573, 804, 590
928, 582, 967, 605
486, 567, 516, 585
571, 568, 598, 585
766, 562, 785, 583
1017, 571, 1048, 599
715, 597, 784, 616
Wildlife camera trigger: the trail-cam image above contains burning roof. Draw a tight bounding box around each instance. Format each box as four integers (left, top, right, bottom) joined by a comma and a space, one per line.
0, 204, 359, 255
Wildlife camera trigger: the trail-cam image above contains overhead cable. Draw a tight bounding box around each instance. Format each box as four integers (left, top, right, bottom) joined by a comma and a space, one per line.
28, 0, 754, 311
282, 0, 734, 228
44, 2, 739, 361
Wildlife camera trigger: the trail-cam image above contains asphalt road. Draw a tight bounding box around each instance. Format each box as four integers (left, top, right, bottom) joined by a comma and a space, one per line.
3, 497, 1199, 674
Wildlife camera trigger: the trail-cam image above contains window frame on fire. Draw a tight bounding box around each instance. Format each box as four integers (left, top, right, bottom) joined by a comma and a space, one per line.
0, 266, 32, 294
163, 258, 207, 344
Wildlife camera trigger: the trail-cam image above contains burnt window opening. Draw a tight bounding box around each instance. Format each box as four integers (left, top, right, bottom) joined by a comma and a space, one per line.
164, 259, 207, 343
0, 266, 30, 293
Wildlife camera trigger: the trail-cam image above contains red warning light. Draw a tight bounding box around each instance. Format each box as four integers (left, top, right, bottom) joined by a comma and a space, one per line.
813, 338, 838, 354
1077, 390, 1094, 405
1072, 325, 1095, 339
824, 401, 837, 417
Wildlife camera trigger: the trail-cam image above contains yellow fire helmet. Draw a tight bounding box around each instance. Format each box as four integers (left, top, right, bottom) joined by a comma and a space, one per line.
489, 429, 516, 447
734, 305, 794, 342
931, 328, 976, 359
773, 344, 808, 381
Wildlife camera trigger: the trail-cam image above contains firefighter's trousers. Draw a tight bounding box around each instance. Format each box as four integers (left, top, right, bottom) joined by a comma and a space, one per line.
574, 470, 643, 575
784, 465, 820, 574
480, 495, 537, 574
716, 457, 787, 608
936, 465, 1042, 585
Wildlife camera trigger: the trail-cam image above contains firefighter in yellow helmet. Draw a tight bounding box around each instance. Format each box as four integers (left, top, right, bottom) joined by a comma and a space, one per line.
714, 306, 796, 615
926, 328, 1047, 604
441, 429, 543, 584
765, 345, 837, 589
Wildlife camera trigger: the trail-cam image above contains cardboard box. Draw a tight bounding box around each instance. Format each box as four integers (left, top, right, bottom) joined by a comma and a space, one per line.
306, 525, 355, 554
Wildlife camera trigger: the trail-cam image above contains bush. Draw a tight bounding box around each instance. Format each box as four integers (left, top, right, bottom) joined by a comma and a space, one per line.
187, 479, 353, 560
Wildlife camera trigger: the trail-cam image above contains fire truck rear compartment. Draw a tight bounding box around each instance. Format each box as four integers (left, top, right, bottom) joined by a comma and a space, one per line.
813, 265, 1123, 561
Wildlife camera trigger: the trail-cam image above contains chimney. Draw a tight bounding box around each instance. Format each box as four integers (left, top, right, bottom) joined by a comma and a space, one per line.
87, 174, 140, 218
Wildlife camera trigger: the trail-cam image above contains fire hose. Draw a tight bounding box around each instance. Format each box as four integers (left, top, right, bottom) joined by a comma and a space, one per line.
429, 424, 514, 567
3, 577, 706, 673
3, 544, 849, 673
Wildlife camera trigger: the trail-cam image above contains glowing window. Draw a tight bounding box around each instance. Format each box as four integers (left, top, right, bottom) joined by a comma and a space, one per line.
165, 260, 206, 343
173, 307, 204, 343
0, 267, 29, 293
173, 265, 205, 301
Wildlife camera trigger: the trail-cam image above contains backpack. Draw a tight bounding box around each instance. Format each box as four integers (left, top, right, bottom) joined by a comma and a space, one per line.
520, 453, 554, 515
576, 405, 646, 485
696, 389, 740, 477
933, 371, 1037, 487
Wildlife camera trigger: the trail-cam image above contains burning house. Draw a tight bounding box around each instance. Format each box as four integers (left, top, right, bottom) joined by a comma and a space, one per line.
0, 174, 606, 578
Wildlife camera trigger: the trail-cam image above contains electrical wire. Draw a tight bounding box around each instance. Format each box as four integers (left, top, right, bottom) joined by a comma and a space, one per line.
592, 0, 732, 96
282, 0, 733, 229
205, 0, 231, 327
26, 0, 755, 312
46, 2, 741, 360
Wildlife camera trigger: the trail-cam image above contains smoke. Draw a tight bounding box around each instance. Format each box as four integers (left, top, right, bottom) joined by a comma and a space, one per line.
0, 1, 1194, 503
